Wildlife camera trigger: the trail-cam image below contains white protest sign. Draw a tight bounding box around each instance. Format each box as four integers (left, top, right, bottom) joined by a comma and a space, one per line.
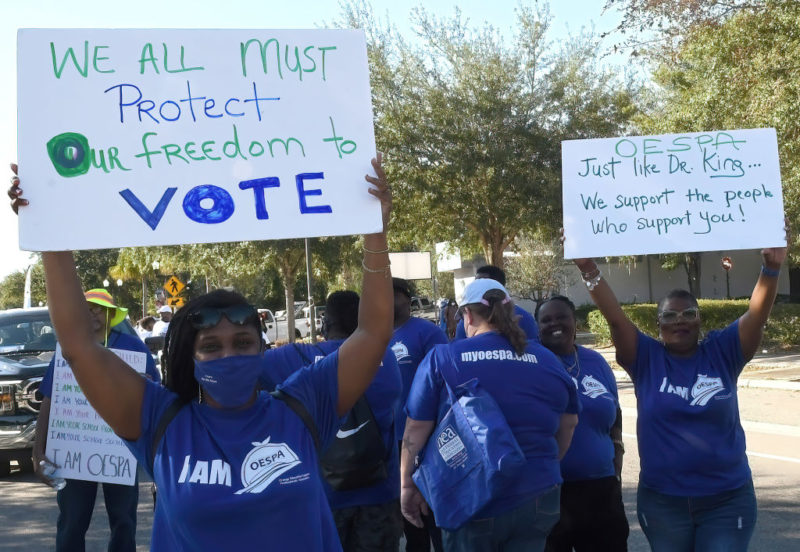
17, 29, 381, 251
46, 345, 146, 485
562, 128, 786, 259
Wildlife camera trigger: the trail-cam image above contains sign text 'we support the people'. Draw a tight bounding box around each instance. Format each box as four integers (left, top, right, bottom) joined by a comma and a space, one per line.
561, 129, 786, 259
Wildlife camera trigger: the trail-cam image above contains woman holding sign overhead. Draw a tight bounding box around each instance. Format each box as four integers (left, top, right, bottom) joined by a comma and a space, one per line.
9, 155, 394, 551
565, 228, 787, 552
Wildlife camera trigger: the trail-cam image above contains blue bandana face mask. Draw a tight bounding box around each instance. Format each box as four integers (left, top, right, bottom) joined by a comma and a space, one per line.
194, 354, 262, 408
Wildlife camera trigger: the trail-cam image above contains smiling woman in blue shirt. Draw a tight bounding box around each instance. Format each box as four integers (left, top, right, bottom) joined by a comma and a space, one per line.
10, 155, 394, 551
536, 295, 629, 552
570, 234, 787, 552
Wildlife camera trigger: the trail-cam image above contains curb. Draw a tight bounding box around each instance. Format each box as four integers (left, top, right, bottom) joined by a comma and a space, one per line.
737, 378, 800, 391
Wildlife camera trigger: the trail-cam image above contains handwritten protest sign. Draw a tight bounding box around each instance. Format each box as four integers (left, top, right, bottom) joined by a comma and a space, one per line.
562, 128, 786, 259
46, 345, 146, 485
17, 29, 381, 251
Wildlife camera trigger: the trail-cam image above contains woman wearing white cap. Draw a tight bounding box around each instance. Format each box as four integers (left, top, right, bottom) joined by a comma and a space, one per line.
400, 278, 580, 551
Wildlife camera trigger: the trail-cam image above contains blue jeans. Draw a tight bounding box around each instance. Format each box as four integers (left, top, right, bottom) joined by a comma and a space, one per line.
637, 480, 757, 552
442, 484, 561, 552
56, 478, 138, 552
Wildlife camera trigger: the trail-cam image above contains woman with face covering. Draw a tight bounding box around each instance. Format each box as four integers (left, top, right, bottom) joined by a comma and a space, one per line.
9, 156, 393, 551
401, 279, 580, 552
569, 235, 787, 552
535, 295, 629, 552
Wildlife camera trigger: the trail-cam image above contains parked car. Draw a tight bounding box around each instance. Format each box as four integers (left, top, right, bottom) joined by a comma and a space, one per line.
0, 307, 140, 476
410, 296, 438, 322
0, 307, 54, 475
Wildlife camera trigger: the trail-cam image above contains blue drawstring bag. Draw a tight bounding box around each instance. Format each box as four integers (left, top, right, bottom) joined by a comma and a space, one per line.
411, 350, 526, 530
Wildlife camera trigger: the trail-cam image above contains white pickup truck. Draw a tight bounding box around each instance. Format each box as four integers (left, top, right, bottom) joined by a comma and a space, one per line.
259, 304, 325, 343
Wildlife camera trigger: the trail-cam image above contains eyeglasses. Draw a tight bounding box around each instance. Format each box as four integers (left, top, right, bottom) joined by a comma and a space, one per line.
188, 305, 258, 330
658, 307, 699, 324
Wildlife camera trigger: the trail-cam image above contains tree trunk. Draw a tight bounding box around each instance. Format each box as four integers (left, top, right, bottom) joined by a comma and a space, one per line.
482, 230, 507, 269
285, 283, 296, 343
684, 252, 702, 297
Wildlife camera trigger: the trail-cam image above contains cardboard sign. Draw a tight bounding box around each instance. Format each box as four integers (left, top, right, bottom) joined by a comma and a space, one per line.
17, 29, 381, 251
46, 345, 146, 486
562, 128, 786, 259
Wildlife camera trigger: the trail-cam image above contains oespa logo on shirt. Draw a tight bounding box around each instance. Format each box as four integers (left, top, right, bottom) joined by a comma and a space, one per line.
689, 375, 725, 406
580, 375, 611, 399
235, 437, 302, 494
392, 341, 410, 362
658, 374, 726, 406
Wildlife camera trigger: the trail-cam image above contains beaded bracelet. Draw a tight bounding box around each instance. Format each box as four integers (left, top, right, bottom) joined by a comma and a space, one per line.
363, 245, 390, 254
362, 259, 391, 278
761, 265, 780, 278
584, 271, 603, 291
581, 267, 600, 281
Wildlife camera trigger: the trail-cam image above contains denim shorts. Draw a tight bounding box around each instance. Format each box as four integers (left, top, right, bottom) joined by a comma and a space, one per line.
637, 479, 757, 552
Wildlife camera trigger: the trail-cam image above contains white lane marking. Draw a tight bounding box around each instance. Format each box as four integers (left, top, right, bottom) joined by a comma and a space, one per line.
745, 451, 800, 465
620, 406, 800, 438
620, 433, 800, 464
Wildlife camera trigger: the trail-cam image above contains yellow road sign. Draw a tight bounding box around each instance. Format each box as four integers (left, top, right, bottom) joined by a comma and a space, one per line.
166, 296, 185, 308
164, 276, 185, 296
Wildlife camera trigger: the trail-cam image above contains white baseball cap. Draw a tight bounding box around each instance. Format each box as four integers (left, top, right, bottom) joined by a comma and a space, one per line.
458, 278, 510, 306
158, 305, 173, 314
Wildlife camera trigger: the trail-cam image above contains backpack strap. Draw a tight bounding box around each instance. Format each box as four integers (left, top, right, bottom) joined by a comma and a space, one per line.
271, 389, 321, 453
149, 398, 187, 472
291, 343, 328, 366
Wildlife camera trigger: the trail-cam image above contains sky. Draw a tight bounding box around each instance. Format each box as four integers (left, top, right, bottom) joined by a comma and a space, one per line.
1, 0, 625, 279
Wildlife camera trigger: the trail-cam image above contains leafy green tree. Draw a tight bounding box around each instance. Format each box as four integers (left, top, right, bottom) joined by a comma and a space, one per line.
338, 2, 636, 268
630, 0, 800, 297
505, 234, 571, 302
603, 0, 768, 58
0, 263, 46, 309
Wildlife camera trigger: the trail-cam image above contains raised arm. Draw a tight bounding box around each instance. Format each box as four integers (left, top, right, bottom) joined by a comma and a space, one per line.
573, 257, 639, 370
9, 165, 145, 439
738, 240, 788, 362
336, 154, 394, 416
43, 252, 146, 439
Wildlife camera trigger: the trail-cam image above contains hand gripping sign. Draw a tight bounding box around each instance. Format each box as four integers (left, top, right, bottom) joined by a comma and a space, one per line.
17, 29, 381, 251
561, 129, 786, 259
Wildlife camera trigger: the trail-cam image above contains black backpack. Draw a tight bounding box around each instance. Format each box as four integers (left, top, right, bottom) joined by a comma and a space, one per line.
291, 343, 390, 491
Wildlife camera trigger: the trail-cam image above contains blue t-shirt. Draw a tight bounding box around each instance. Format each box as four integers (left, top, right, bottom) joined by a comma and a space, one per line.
40, 330, 160, 398
125, 352, 343, 551
260, 340, 403, 509
406, 332, 580, 518
454, 304, 540, 343
390, 317, 448, 439
631, 321, 750, 496
558, 346, 619, 481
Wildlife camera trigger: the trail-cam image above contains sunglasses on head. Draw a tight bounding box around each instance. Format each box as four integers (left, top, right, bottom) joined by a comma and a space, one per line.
658, 307, 699, 324
188, 305, 258, 330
